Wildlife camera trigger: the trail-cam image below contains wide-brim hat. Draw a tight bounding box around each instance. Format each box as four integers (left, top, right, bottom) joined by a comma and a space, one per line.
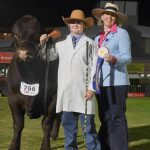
92, 2, 127, 24
63, 10, 94, 28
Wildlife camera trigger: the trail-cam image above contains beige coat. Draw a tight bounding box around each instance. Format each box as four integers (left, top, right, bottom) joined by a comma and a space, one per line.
55, 34, 98, 114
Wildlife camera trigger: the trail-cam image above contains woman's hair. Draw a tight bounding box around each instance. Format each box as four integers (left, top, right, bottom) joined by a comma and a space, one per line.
97, 13, 120, 27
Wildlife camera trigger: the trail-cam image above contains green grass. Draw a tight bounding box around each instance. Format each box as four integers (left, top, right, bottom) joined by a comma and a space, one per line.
127, 63, 144, 73
127, 97, 150, 150
0, 97, 150, 150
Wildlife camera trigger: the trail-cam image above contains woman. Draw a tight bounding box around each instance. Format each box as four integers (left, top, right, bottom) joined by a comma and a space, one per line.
92, 2, 132, 150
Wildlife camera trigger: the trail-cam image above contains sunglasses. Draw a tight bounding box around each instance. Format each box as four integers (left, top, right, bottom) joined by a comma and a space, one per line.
69, 20, 83, 24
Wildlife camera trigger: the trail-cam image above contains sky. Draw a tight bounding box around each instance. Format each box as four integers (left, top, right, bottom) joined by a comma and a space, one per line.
0, 0, 150, 31
0, 0, 97, 29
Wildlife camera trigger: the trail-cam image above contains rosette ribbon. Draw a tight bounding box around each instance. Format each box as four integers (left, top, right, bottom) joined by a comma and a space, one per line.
93, 47, 109, 94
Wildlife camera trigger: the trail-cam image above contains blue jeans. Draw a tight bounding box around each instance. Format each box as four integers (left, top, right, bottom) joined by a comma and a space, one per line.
62, 111, 101, 150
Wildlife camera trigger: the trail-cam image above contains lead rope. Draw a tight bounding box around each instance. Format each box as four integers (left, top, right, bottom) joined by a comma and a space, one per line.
43, 41, 49, 116
84, 41, 89, 148
43, 39, 54, 116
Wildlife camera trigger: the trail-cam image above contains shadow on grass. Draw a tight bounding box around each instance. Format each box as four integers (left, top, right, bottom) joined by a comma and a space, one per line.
129, 125, 150, 150
129, 143, 150, 150
51, 136, 64, 149
52, 145, 64, 150
51, 134, 86, 150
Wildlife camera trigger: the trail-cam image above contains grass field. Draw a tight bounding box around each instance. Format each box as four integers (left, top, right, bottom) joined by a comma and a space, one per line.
0, 97, 150, 150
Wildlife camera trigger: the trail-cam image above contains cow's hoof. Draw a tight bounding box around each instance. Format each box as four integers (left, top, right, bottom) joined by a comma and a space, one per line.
50, 136, 58, 140
50, 132, 58, 140
50, 135, 58, 140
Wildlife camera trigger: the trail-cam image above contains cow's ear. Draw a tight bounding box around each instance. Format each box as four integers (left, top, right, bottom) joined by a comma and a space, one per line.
48, 29, 61, 39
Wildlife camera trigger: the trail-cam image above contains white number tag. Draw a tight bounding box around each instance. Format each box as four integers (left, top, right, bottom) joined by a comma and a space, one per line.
20, 82, 39, 96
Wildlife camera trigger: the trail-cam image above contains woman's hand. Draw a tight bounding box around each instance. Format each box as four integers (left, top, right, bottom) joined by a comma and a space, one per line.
104, 53, 117, 64
85, 89, 95, 101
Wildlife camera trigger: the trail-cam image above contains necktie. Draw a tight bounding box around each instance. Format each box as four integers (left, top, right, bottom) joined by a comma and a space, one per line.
72, 36, 77, 48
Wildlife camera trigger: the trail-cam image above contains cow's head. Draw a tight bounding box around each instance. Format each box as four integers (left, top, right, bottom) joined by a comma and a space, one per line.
12, 15, 43, 42
11, 15, 43, 61
15, 40, 37, 61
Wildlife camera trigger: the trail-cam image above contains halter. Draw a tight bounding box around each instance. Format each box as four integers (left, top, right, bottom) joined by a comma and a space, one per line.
14, 40, 40, 61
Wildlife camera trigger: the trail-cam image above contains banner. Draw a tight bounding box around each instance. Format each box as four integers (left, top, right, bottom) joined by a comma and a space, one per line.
0, 52, 14, 63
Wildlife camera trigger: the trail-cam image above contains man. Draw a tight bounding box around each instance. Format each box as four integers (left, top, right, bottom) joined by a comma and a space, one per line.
40, 9, 101, 150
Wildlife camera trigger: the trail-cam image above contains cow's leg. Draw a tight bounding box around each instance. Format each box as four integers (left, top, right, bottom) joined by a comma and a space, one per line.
8, 99, 25, 150
40, 95, 57, 150
50, 113, 61, 140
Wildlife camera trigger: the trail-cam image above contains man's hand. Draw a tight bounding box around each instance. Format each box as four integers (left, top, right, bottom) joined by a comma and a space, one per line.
40, 34, 48, 47
85, 89, 95, 101
40, 30, 61, 47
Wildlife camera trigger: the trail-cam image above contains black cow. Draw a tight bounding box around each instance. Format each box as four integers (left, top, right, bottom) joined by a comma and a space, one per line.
6, 15, 61, 150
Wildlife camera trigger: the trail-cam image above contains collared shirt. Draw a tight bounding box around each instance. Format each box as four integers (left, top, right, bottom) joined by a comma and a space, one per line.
99, 24, 117, 47
71, 34, 83, 45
